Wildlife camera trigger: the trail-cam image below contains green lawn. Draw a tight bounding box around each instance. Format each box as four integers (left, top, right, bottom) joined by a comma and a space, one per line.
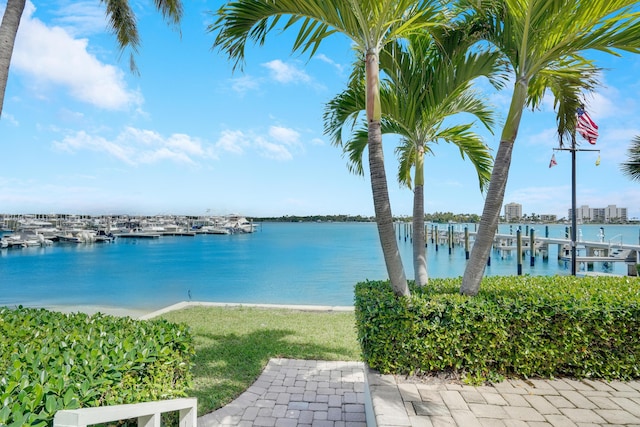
160, 306, 361, 416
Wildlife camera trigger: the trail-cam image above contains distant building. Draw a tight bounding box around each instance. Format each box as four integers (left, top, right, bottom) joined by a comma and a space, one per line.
606, 205, 627, 222
540, 214, 557, 222
567, 204, 627, 223
504, 203, 522, 222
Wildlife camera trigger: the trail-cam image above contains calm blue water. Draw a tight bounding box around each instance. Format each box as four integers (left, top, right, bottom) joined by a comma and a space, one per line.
1, 222, 638, 311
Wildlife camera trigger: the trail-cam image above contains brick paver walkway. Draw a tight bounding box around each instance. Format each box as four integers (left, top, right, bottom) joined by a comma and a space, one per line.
198, 359, 366, 426
197, 358, 640, 426
368, 366, 640, 426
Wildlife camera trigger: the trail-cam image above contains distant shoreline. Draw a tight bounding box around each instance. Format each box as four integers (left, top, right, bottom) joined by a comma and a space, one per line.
2, 212, 638, 226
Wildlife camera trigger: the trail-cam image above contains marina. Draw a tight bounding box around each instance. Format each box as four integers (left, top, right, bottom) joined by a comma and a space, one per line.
1, 220, 639, 313
410, 223, 640, 276
0, 213, 257, 247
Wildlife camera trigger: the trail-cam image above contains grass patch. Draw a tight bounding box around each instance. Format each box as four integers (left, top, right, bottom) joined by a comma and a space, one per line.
160, 306, 361, 415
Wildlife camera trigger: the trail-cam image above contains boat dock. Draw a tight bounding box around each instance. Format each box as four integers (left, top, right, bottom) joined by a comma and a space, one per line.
397, 222, 640, 276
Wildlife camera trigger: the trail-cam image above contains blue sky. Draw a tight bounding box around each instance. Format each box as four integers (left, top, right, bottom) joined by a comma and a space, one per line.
2, 1, 640, 219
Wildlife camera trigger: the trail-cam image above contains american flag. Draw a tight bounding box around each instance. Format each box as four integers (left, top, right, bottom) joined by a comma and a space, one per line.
576, 106, 598, 144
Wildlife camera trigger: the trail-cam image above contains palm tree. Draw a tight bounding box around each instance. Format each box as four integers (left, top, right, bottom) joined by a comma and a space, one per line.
0, 0, 183, 118
0, 0, 26, 119
621, 136, 640, 181
210, 0, 448, 296
458, 0, 640, 296
324, 32, 501, 287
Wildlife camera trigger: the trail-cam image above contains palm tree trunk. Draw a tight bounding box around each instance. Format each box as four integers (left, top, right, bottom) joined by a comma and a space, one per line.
0, 0, 26, 119
366, 49, 409, 297
369, 121, 408, 296
413, 147, 428, 287
413, 184, 428, 286
460, 78, 528, 296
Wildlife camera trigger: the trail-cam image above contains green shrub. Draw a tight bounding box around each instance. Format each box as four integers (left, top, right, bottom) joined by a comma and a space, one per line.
355, 276, 640, 383
0, 307, 194, 427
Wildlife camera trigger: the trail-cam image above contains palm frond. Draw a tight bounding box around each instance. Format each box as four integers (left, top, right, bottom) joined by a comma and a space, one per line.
343, 128, 369, 176
210, 0, 448, 72
621, 135, 640, 182
396, 139, 417, 188
101, 0, 183, 74
323, 62, 366, 148
435, 124, 493, 193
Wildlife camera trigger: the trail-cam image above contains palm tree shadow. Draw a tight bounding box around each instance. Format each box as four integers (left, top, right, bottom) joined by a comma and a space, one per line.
191, 328, 357, 414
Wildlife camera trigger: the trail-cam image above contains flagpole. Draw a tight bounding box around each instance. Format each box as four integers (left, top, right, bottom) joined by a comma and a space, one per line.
554, 142, 600, 276
552, 105, 602, 275
571, 138, 577, 276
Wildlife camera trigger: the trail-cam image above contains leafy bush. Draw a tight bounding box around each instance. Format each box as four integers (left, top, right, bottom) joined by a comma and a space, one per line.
0, 307, 194, 427
355, 276, 640, 382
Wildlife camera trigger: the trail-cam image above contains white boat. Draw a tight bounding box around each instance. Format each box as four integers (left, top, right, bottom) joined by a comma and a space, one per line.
199, 225, 231, 235
1, 231, 52, 247
225, 215, 257, 233
95, 230, 116, 243
56, 230, 97, 243
56, 234, 83, 243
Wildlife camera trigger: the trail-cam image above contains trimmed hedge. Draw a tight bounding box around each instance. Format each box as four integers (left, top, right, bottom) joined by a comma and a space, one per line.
0, 307, 194, 427
355, 276, 640, 382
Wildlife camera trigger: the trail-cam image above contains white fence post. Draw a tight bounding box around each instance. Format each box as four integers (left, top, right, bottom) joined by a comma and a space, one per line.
53, 398, 197, 427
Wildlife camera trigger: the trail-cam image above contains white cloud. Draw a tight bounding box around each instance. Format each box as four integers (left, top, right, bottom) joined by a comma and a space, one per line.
315, 53, 344, 73
262, 60, 311, 84
120, 127, 164, 146
11, 2, 141, 111
523, 127, 560, 148
216, 130, 250, 154
50, 1, 108, 37
53, 130, 136, 164
214, 126, 306, 161
599, 127, 640, 163
255, 137, 293, 161
166, 133, 206, 156
53, 128, 215, 166
138, 147, 196, 165
506, 185, 571, 216
230, 75, 261, 94
269, 126, 300, 146
585, 89, 619, 120
1, 112, 19, 126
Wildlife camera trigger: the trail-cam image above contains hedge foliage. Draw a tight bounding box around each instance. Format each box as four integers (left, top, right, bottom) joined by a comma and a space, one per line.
0, 307, 194, 427
355, 276, 640, 383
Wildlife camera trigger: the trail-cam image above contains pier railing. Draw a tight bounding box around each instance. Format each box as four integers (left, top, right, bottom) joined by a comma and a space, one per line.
608, 234, 624, 247
53, 398, 197, 427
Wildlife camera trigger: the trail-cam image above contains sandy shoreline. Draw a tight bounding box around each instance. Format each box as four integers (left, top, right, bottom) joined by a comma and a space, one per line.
38, 304, 153, 319
19, 301, 355, 320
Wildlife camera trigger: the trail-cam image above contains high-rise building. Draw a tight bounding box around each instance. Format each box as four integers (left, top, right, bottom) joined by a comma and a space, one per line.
568, 204, 628, 222
504, 203, 522, 222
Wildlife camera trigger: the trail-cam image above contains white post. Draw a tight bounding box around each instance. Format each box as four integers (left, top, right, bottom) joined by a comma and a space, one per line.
53, 398, 197, 427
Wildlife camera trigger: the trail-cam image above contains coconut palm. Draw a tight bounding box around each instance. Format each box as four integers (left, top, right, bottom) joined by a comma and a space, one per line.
0, 0, 183, 118
324, 32, 502, 287
210, 0, 449, 297
621, 136, 640, 181
458, 0, 640, 296
0, 0, 26, 119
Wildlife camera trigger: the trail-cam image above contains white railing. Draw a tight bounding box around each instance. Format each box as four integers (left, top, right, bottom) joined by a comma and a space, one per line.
53, 397, 197, 427
608, 233, 624, 247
